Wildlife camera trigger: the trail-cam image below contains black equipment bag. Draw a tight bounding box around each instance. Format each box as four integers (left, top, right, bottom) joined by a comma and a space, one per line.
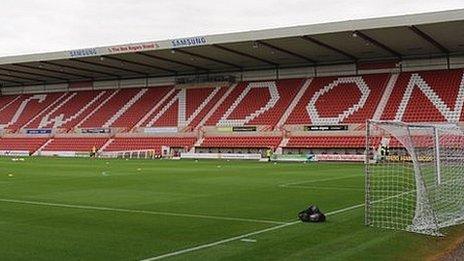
298, 205, 326, 223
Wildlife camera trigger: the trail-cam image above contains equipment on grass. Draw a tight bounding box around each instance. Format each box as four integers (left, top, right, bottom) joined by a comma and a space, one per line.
298, 205, 326, 223
365, 120, 464, 236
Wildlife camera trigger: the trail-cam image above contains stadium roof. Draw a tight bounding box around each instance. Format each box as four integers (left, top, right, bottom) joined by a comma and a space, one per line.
1, 9, 464, 87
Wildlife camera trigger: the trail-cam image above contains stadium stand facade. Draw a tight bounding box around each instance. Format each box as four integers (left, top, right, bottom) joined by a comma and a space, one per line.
1, 10, 464, 158
0, 69, 463, 156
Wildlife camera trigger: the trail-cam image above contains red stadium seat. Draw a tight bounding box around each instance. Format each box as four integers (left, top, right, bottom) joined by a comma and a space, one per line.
0, 69, 463, 152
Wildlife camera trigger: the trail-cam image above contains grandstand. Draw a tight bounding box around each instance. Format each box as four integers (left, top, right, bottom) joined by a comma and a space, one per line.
1, 10, 464, 159
1, 8, 464, 260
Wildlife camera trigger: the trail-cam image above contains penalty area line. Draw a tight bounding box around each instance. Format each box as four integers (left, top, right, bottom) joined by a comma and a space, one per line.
0, 198, 286, 225
139, 202, 365, 261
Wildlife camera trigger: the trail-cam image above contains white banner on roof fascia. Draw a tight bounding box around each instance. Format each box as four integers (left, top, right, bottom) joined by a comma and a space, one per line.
106, 42, 160, 54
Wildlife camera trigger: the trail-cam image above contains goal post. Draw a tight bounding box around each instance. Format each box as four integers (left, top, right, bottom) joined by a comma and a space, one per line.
365, 120, 464, 236
99, 149, 157, 159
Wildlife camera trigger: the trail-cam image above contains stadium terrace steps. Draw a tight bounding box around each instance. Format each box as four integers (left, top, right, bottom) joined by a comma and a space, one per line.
187, 87, 227, 130
286, 136, 365, 148
372, 73, 398, 120
41, 137, 109, 152
134, 88, 178, 129
75, 89, 121, 128
275, 137, 290, 154
130, 86, 228, 129
103, 137, 197, 154
33, 138, 55, 155
181, 87, 222, 128
0, 137, 49, 154
79, 89, 141, 128
381, 69, 464, 123
2, 93, 66, 131
18, 92, 68, 131
102, 88, 148, 128
193, 137, 205, 147
146, 91, 181, 127
285, 74, 390, 125
199, 136, 282, 149
206, 80, 303, 128
30, 91, 112, 129
195, 83, 237, 130
112, 87, 173, 130
99, 138, 114, 152
0, 69, 464, 153
276, 78, 312, 129
0, 96, 21, 114
37, 93, 79, 128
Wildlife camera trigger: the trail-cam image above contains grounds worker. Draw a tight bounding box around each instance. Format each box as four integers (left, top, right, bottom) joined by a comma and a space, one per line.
380, 144, 390, 161
90, 146, 97, 158
266, 148, 273, 162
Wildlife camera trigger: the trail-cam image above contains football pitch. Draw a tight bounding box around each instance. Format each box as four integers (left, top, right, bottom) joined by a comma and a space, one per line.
0, 157, 462, 260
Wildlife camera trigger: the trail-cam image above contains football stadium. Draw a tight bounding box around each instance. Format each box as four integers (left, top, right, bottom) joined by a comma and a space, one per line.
1, 6, 464, 260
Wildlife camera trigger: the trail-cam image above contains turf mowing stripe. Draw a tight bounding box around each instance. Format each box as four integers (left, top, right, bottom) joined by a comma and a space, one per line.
279, 174, 360, 187
139, 202, 366, 261
0, 198, 286, 225
281, 185, 363, 191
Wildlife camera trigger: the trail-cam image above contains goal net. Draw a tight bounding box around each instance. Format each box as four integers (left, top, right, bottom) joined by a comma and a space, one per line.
365, 120, 464, 236
99, 149, 157, 159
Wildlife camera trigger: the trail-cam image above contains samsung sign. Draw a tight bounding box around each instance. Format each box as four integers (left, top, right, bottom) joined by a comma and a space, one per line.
171, 37, 207, 48
69, 48, 98, 58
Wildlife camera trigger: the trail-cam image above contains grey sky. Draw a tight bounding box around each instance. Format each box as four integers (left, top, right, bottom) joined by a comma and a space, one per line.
2, 0, 464, 57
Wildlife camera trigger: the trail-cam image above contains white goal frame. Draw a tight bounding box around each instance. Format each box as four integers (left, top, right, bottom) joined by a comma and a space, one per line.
365, 120, 464, 236
99, 149, 157, 159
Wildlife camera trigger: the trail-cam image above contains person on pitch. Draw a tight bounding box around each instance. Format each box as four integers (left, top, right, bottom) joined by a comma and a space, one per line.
90, 146, 97, 158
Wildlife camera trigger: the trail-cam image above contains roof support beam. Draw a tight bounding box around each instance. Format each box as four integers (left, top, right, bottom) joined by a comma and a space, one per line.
0, 67, 68, 81
14, 64, 90, 79
301, 36, 357, 61
72, 59, 148, 76
175, 49, 243, 70
212, 44, 278, 66
408, 25, 450, 54
0, 72, 42, 82
42, 61, 119, 78
136, 52, 210, 71
0, 77, 26, 85
352, 30, 402, 58
257, 41, 317, 64
102, 56, 177, 74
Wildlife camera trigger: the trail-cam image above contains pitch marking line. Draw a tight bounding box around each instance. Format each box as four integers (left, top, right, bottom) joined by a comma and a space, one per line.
240, 238, 257, 243
140, 203, 365, 261
0, 198, 286, 225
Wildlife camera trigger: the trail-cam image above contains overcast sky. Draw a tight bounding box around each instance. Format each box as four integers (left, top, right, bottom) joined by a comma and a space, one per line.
1, 0, 464, 57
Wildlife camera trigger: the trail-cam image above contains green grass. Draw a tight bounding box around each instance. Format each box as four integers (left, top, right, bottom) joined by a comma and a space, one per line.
0, 157, 461, 260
